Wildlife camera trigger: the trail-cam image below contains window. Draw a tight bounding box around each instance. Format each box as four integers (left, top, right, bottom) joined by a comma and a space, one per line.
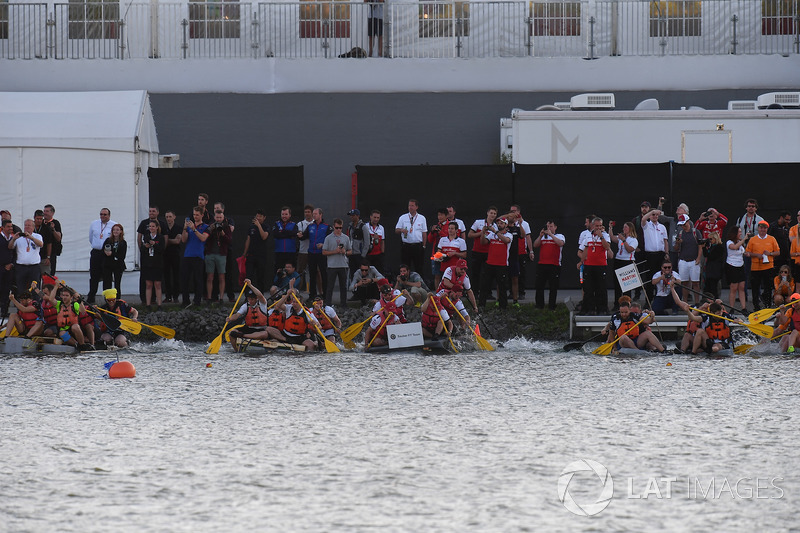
189, 0, 241, 39
762, 0, 798, 35
300, 0, 351, 39
419, 2, 470, 38
68, 0, 119, 39
649, 1, 701, 37
530, 2, 581, 36
0, 0, 8, 40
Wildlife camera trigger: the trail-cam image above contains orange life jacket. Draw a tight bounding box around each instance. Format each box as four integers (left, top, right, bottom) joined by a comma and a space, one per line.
244, 304, 268, 327
283, 310, 308, 336
56, 301, 79, 330
616, 319, 639, 339
268, 308, 285, 330
686, 319, 700, 334
705, 319, 731, 340
313, 307, 334, 331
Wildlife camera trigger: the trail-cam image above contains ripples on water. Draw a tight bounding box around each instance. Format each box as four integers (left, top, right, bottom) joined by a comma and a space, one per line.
1, 338, 797, 532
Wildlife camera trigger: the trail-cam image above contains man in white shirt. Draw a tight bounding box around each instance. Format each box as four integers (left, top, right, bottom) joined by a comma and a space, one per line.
651, 262, 682, 315
640, 208, 669, 303
11, 219, 43, 292
87, 208, 117, 304
395, 199, 427, 281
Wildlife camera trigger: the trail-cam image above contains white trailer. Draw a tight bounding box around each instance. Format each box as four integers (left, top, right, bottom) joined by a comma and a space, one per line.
510, 107, 800, 165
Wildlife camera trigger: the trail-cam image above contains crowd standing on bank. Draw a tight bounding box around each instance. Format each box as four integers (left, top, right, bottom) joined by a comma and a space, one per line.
3, 195, 800, 350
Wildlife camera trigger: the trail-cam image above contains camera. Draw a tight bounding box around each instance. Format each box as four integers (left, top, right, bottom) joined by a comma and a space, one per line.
104, 243, 112, 251
400, 275, 407, 282
338, 243, 344, 249
279, 268, 288, 277
698, 238, 709, 246
705, 210, 713, 217
214, 222, 224, 230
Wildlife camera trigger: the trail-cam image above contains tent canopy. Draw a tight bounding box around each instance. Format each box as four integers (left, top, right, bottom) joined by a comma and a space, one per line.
0, 90, 158, 273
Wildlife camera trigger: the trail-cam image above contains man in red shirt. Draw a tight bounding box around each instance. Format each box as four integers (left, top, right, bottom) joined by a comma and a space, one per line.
533, 220, 565, 310
578, 217, 612, 315
695, 207, 728, 240
478, 217, 512, 309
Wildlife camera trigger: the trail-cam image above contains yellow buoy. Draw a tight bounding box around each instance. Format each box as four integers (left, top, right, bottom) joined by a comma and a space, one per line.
109, 361, 136, 379
206, 363, 213, 368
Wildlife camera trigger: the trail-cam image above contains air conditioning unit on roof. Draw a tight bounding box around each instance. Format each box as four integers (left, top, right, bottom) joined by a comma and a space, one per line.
728, 100, 757, 110
756, 92, 800, 109
570, 93, 615, 110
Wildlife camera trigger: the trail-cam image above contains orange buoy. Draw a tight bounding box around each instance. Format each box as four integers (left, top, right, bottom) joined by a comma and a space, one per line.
108, 360, 136, 379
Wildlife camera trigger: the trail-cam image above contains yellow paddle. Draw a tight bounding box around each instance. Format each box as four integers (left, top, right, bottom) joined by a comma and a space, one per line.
0, 326, 19, 339
316, 304, 352, 349
366, 312, 393, 349
87, 309, 141, 334
748, 299, 800, 324
94, 307, 175, 339
692, 307, 773, 338
341, 315, 374, 345
430, 296, 458, 353
290, 292, 339, 353
444, 296, 493, 351
592, 313, 652, 356
207, 284, 247, 354
734, 330, 791, 355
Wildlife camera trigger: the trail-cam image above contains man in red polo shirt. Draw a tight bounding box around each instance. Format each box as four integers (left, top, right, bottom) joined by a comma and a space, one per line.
533, 219, 565, 310
578, 217, 612, 315
478, 217, 512, 309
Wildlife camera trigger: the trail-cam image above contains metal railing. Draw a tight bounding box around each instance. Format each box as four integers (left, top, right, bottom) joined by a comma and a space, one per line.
1, 0, 798, 60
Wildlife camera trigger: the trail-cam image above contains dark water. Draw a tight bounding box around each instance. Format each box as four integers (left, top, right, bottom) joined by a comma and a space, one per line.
1, 339, 797, 532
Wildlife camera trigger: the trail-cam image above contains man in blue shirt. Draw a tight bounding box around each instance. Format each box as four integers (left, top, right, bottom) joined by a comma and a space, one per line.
272, 206, 298, 277
300, 208, 330, 300
181, 207, 209, 307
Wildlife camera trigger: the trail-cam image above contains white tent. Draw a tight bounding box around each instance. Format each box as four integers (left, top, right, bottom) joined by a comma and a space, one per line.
0, 90, 158, 273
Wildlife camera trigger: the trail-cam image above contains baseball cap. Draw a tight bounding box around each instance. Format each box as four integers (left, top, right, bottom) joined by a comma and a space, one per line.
641, 201, 651, 208
347, 209, 360, 216
677, 214, 689, 226
456, 259, 468, 269
380, 284, 393, 293
245, 290, 257, 298
497, 217, 509, 225
758, 220, 769, 227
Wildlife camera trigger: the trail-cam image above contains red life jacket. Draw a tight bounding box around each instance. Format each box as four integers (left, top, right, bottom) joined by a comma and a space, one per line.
245, 304, 268, 327
378, 296, 406, 324
705, 318, 731, 340
283, 310, 309, 336
422, 296, 443, 332
313, 307, 334, 330
42, 301, 58, 327
686, 319, 700, 334
268, 308, 285, 330
18, 306, 40, 330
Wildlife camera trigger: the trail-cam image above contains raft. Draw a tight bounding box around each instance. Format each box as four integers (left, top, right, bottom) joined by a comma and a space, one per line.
1, 336, 80, 355
236, 339, 307, 354
365, 337, 454, 354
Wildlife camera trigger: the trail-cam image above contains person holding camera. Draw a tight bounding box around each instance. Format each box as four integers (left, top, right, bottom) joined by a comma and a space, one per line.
101, 224, 127, 294
204, 210, 232, 304
349, 258, 384, 305
181, 207, 210, 307
578, 217, 612, 315
11, 219, 43, 293
533, 219, 565, 310
0, 218, 15, 318
639, 207, 669, 304
270, 262, 300, 300
394, 263, 428, 306
695, 207, 728, 241
674, 218, 703, 306
725, 225, 747, 312
650, 261, 682, 315
87, 208, 117, 304
322, 218, 352, 306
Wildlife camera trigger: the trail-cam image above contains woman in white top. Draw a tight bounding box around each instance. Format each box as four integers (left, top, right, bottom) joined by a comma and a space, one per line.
725, 225, 747, 311
609, 221, 639, 304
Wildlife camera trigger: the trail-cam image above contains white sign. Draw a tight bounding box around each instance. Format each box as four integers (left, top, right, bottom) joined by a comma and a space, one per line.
615, 263, 643, 292
387, 322, 425, 349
